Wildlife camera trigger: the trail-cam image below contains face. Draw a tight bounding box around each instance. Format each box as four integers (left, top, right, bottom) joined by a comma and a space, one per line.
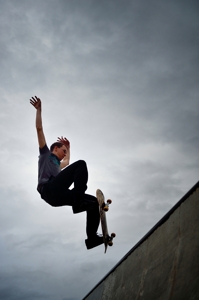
53, 145, 67, 161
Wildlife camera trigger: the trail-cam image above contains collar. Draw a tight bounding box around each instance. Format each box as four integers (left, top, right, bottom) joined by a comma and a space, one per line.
49, 153, 61, 165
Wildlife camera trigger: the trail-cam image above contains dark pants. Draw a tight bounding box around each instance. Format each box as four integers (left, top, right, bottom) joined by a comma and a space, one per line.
40, 160, 100, 238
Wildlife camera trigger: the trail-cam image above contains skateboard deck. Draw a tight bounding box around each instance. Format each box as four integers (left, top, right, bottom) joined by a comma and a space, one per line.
96, 189, 116, 253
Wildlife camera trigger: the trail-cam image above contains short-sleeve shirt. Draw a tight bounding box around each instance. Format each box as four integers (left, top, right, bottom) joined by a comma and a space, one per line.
37, 144, 61, 186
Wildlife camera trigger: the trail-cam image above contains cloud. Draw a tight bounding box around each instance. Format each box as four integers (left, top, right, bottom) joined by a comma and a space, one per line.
0, 0, 198, 299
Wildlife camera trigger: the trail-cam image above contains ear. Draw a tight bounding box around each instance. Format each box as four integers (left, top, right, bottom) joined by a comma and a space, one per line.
52, 146, 58, 153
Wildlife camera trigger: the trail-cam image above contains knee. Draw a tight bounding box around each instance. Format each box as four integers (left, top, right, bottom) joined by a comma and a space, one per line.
42, 195, 58, 207
44, 199, 57, 207
77, 159, 87, 166
49, 201, 57, 207
76, 160, 87, 169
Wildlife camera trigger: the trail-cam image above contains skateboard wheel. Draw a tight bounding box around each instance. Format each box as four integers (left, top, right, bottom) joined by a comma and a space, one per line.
107, 199, 112, 204
108, 241, 113, 246
111, 233, 116, 238
104, 205, 109, 212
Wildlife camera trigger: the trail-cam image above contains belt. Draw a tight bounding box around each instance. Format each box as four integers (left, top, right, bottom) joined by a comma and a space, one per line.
37, 177, 54, 194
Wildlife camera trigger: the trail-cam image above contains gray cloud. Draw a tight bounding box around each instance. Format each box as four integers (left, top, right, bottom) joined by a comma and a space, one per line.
0, 0, 198, 299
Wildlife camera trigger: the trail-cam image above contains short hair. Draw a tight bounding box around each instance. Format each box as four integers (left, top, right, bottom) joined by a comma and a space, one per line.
50, 142, 64, 152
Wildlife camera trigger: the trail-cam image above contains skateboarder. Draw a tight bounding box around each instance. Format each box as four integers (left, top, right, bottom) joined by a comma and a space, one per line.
30, 96, 103, 249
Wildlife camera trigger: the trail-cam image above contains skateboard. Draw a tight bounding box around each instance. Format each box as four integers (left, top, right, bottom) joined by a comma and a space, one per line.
96, 189, 116, 253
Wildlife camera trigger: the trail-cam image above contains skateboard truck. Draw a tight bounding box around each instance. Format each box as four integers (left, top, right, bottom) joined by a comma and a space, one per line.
107, 233, 116, 246
103, 199, 112, 212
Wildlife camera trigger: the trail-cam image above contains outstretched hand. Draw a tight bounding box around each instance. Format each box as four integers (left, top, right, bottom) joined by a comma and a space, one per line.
30, 96, 41, 109
57, 136, 70, 148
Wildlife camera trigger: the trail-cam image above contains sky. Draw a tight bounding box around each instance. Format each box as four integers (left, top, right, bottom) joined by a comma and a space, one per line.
0, 0, 198, 299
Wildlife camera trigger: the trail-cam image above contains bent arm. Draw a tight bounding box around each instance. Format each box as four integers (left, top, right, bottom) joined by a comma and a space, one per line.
57, 136, 70, 169
30, 96, 46, 149
60, 147, 70, 169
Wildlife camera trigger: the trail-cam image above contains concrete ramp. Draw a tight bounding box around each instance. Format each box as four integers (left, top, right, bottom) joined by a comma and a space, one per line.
83, 182, 199, 300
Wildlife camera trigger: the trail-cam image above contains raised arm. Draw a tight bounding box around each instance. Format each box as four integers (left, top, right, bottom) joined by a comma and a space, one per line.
30, 96, 46, 149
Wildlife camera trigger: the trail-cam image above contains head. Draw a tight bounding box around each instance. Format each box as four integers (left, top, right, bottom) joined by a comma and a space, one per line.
50, 142, 67, 161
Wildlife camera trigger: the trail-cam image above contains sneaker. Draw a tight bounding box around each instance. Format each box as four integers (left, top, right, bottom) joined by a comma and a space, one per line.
72, 194, 98, 214
85, 234, 104, 250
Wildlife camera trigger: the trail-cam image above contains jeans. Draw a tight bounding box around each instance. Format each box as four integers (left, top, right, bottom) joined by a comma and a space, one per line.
40, 160, 100, 238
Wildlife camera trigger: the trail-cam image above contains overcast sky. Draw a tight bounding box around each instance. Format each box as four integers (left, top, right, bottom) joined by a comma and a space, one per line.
0, 0, 198, 299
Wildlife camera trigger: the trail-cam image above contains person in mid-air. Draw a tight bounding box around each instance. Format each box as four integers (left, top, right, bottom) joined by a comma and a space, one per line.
30, 96, 103, 249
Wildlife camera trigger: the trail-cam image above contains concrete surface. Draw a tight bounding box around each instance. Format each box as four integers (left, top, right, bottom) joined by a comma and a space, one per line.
83, 181, 199, 300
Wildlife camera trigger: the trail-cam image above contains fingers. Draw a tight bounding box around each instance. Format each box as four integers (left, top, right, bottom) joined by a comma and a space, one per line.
30, 96, 41, 106
57, 136, 69, 142
57, 136, 70, 147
